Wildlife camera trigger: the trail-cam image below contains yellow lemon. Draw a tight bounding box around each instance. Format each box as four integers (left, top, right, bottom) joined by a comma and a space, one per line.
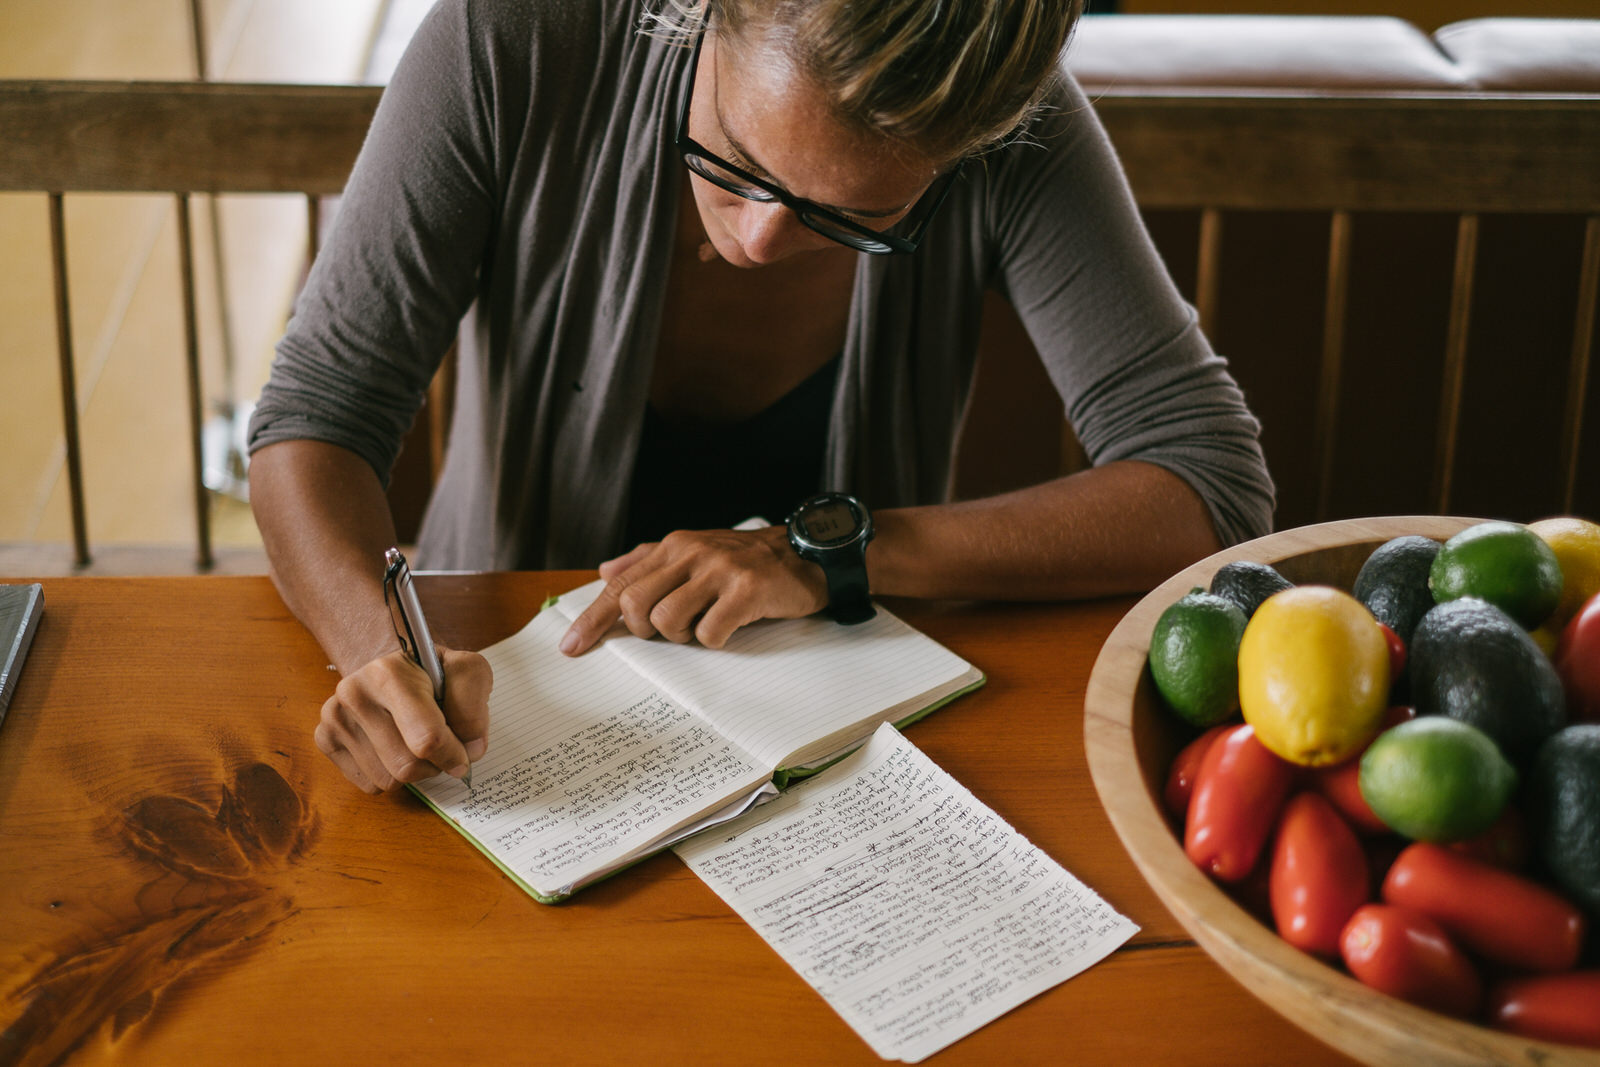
1528, 516, 1600, 628
1238, 585, 1390, 766
1529, 623, 1561, 659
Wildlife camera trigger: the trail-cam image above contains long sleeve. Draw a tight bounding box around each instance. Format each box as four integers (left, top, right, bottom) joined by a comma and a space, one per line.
985, 74, 1276, 544
247, 0, 504, 484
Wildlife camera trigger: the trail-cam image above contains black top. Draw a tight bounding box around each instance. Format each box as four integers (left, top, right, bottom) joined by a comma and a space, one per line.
623, 355, 841, 547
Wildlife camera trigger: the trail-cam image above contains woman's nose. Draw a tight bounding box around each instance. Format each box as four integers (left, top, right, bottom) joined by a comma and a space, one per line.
735, 201, 822, 263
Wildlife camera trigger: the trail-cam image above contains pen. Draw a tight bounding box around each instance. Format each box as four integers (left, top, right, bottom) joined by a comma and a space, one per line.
384, 546, 471, 789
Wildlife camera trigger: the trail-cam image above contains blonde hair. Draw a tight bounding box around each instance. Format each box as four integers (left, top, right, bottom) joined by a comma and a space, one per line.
642, 0, 1083, 160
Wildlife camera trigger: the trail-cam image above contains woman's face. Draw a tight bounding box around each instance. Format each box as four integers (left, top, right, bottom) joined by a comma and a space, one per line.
685, 31, 941, 268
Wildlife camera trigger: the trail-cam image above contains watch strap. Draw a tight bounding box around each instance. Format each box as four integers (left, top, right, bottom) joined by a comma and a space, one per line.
822, 555, 875, 624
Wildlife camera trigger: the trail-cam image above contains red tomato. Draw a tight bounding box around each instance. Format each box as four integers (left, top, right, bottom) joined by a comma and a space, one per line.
1185, 725, 1296, 883
1487, 971, 1600, 1049
1269, 792, 1370, 957
1163, 723, 1233, 824
1310, 706, 1415, 834
1556, 591, 1600, 723
1312, 760, 1387, 833
1340, 903, 1482, 1018
1448, 804, 1530, 872
1377, 622, 1406, 685
1382, 843, 1586, 972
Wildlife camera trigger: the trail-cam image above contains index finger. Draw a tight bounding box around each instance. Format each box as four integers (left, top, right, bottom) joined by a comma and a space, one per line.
559, 572, 637, 657
439, 648, 493, 760
598, 541, 655, 580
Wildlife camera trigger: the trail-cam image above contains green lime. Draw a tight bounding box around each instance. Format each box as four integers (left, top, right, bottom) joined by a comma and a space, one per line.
1149, 590, 1248, 728
1358, 716, 1518, 842
1430, 521, 1563, 629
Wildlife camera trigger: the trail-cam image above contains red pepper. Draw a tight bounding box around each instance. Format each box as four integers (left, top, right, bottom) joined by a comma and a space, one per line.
1269, 792, 1370, 957
1382, 843, 1586, 972
1184, 724, 1295, 883
1486, 971, 1600, 1049
1340, 903, 1481, 1018
1163, 723, 1233, 824
1556, 591, 1600, 723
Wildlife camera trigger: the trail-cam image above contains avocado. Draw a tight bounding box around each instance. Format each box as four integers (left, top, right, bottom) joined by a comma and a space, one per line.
1209, 560, 1292, 619
1409, 598, 1565, 767
1353, 535, 1441, 644
1525, 724, 1600, 920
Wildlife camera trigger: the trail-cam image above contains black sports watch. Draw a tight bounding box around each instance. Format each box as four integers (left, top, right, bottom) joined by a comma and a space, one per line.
787, 492, 876, 624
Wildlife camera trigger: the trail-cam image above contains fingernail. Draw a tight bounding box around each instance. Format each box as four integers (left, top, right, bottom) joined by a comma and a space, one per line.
466, 738, 487, 760
559, 629, 580, 655
447, 762, 469, 780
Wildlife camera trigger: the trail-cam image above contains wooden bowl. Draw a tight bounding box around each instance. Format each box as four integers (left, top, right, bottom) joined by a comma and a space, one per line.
1083, 516, 1596, 1067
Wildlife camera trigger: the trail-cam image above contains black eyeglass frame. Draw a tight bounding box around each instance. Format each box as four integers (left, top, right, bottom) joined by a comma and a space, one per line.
672, 31, 961, 256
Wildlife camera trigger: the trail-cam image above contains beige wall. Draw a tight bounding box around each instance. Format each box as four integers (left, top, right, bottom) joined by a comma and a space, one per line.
0, 0, 382, 560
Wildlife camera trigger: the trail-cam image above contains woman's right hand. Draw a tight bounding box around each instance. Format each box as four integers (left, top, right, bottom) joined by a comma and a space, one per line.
314, 646, 494, 794
248, 441, 496, 795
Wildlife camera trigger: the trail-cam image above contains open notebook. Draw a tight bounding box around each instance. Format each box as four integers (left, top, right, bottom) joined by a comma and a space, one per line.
411, 579, 984, 902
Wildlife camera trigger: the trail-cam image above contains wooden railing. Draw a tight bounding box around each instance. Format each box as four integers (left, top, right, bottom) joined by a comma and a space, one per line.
5, 79, 1599, 570
1, 81, 378, 569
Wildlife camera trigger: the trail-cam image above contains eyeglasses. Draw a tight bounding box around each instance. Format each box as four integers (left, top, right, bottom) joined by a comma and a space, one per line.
673, 32, 960, 256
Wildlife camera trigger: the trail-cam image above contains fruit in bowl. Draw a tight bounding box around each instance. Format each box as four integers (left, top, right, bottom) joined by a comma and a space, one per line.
1084, 516, 1600, 1066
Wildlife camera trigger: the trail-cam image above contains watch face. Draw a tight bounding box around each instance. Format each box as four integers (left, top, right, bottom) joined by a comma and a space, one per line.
797, 499, 860, 546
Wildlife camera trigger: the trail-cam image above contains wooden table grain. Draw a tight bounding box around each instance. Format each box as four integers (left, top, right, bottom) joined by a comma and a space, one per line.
0, 574, 1357, 1066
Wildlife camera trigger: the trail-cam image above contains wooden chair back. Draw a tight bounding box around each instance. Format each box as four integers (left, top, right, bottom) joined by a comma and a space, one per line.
0, 80, 382, 569
6, 78, 1598, 574
957, 89, 1600, 527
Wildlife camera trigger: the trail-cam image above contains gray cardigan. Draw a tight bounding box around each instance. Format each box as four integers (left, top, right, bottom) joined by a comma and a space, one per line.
249, 0, 1275, 571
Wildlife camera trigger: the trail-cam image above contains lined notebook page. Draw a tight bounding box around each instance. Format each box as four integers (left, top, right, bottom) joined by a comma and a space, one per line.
676, 724, 1138, 1063
415, 608, 770, 898
554, 581, 978, 769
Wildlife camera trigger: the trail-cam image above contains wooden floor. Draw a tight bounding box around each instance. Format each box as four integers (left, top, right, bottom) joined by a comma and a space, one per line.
0, 0, 413, 576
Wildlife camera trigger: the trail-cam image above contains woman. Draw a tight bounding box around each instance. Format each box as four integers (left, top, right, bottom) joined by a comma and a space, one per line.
248, 0, 1274, 793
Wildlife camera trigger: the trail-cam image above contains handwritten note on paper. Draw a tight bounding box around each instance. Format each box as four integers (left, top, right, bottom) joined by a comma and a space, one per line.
415, 609, 769, 898
675, 723, 1138, 1063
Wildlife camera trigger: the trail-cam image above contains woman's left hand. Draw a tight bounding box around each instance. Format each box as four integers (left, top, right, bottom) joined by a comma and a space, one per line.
559, 525, 828, 655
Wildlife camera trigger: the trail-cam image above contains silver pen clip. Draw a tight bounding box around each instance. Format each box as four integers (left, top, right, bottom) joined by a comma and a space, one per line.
384, 547, 472, 790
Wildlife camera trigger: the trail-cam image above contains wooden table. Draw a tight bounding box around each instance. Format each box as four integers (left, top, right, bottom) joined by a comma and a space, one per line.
0, 574, 1357, 1066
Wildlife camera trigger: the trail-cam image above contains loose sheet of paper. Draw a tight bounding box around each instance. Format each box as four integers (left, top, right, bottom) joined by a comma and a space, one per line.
675, 723, 1138, 1063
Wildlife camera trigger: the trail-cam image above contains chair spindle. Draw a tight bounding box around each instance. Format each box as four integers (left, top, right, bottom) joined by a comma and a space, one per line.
1432, 212, 1479, 515
48, 193, 91, 567
1314, 210, 1353, 523
174, 193, 214, 570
